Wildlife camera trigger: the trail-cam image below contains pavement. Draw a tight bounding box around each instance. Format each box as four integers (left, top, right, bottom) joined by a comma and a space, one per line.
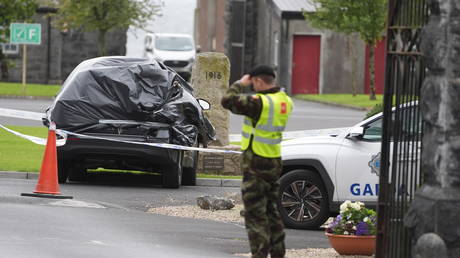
0, 171, 241, 187
0, 177, 330, 257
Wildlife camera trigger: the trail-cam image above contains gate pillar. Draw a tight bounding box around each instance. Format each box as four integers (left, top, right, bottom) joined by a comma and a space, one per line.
404, 1, 460, 257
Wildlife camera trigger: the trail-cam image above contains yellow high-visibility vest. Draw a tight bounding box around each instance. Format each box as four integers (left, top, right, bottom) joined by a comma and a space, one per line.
241, 91, 293, 158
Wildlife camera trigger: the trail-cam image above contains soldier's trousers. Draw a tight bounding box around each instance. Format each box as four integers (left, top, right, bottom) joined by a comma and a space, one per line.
241, 149, 286, 258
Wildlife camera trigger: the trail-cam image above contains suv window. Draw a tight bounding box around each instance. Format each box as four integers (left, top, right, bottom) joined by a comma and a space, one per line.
363, 118, 382, 141
361, 106, 421, 142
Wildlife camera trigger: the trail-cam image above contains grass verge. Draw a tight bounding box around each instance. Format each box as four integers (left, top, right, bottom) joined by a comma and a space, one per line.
0, 125, 47, 172
0, 82, 60, 97
197, 173, 241, 179
295, 94, 383, 109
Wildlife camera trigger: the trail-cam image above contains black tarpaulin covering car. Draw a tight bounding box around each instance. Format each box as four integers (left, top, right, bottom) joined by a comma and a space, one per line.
44, 56, 215, 188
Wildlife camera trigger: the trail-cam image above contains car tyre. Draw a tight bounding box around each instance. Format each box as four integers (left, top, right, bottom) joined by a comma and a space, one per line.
182, 151, 198, 186
58, 159, 69, 184
67, 162, 88, 182
278, 169, 329, 229
163, 152, 183, 189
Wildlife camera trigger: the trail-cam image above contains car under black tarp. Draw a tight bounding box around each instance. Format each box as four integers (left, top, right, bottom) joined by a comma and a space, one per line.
46, 56, 215, 146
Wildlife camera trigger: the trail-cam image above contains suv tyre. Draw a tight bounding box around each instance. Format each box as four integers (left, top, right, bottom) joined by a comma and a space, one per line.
278, 169, 329, 229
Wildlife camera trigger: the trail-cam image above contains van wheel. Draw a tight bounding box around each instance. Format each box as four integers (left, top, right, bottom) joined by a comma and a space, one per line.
278, 169, 329, 229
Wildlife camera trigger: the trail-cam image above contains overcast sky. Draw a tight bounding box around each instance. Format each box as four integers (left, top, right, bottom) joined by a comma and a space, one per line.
126, 0, 197, 58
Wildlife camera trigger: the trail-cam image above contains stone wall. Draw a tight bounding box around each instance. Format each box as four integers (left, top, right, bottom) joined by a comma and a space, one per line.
404, 1, 460, 257
60, 28, 126, 80
4, 12, 126, 85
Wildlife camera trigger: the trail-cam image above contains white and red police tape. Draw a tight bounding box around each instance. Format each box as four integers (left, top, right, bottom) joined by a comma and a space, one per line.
0, 108, 241, 154
0, 107, 347, 154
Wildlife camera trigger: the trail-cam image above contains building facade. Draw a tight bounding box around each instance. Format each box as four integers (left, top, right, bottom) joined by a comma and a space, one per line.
196, 0, 384, 95
194, 0, 227, 53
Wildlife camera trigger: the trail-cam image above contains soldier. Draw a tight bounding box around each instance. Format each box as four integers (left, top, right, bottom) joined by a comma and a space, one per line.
221, 65, 293, 258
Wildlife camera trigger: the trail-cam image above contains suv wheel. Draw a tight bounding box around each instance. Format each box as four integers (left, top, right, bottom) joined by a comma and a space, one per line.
278, 169, 329, 229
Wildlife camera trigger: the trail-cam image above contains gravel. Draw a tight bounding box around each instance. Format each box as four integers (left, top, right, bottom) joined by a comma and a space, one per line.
147, 204, 245, 224
236, 249, 373, 258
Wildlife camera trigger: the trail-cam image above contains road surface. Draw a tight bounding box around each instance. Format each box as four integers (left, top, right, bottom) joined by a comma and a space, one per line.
0, 98, 366, 132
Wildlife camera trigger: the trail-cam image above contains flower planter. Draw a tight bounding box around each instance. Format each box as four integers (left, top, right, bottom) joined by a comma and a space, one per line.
326, 233, 376, 256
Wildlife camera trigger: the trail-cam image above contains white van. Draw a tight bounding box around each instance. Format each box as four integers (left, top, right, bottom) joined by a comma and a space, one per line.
144, 33, 196, 81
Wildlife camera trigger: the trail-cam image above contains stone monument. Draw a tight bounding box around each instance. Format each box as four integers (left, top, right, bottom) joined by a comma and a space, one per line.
191, 52, 230, 146
404, 1, 460, 257
191, 52, 241, 175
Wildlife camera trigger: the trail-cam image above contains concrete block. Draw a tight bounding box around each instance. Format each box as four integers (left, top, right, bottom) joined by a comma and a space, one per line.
27, 173, 39, 179
196, 178, 222, 187
0, 171, 28, 179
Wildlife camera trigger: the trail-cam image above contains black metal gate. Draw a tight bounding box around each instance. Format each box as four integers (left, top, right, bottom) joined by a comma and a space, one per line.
376, 0, 429, 257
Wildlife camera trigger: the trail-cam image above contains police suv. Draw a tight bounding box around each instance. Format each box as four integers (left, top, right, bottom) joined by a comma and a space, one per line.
278, 105, 419, 229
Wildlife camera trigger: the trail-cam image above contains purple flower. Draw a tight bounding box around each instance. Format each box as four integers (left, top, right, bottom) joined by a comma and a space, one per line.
336, 215, 342, 222
326, 215, 343, 233
356, 222, 369, 236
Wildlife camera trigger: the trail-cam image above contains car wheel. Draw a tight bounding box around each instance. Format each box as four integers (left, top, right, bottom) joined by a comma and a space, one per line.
163, 152, 183, 189
57, 159, 69, 184
182, 151, 198, 186
67, 162, 88, 182
278, 169, 329, 229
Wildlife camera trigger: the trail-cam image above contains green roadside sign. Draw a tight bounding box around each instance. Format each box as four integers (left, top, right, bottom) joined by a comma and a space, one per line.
9, 23, 41, 45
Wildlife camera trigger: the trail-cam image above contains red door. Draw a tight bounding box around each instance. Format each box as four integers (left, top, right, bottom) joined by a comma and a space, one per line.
292, 35, 321, 94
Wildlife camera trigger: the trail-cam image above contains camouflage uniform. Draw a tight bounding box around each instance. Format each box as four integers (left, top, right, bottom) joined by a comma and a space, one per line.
221, 82, 286, 258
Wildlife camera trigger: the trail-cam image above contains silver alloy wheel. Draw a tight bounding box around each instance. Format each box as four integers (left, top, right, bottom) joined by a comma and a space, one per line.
281, 180, 324, 222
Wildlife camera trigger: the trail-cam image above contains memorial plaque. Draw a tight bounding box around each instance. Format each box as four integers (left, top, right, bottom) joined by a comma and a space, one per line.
203, 155, 225, 172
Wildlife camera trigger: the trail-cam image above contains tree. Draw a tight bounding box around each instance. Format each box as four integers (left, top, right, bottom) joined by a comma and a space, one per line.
304, 0, 387, 100
53, 0, 162, 56
0, 0, 38, 80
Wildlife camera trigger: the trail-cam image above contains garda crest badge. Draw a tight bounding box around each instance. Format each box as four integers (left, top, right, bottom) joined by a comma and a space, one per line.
368, 152, 381, 176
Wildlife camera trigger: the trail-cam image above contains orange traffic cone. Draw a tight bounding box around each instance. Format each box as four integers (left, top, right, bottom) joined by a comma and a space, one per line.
21, 122, 72, 199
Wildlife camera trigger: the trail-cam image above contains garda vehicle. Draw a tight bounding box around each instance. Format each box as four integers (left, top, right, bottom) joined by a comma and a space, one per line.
278, 104, 420, 229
